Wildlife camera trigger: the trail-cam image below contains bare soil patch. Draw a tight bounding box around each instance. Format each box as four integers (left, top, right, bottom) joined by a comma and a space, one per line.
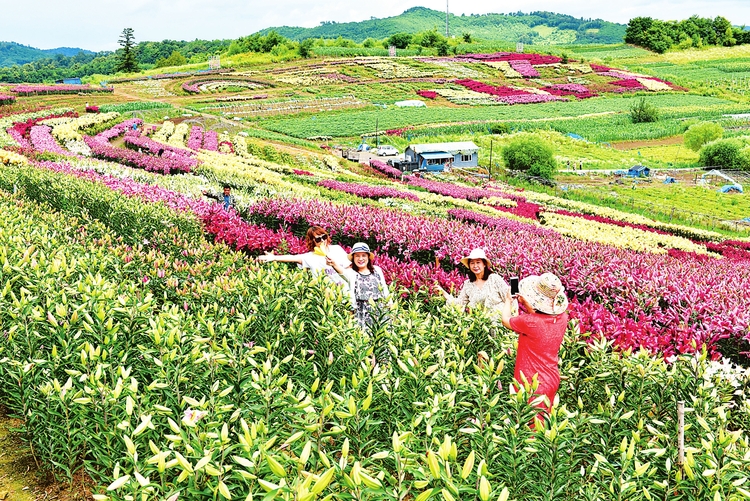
610, 136, 683, 150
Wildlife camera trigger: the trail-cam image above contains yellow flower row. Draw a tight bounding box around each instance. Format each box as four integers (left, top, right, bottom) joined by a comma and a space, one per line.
483, 61, 523, 78
0, 149, 29, 166
168, 123, 190, 148
196, 151, 320, 198
542, 212, 711, 254
154, 121, 175, 142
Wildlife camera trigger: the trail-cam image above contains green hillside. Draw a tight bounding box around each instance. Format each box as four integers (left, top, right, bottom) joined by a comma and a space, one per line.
0, 41, 94, 67
259, 7, 626, 45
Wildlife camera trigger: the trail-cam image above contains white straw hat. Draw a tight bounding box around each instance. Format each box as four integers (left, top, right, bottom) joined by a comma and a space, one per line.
460, 248, 492, 270
348, 242, 375, 262
518, 273, 569, 315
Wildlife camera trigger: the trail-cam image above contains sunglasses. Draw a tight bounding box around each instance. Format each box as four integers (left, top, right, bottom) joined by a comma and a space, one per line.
314, 234, 329, 243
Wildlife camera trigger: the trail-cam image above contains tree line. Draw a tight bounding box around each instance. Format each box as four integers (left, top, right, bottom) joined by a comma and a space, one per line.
0, 36, 231, 83
625, 15, 750, 53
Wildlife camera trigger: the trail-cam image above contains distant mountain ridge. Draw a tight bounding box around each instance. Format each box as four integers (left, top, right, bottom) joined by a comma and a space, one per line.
0, 41, 95, 68
259, 6, 626, 45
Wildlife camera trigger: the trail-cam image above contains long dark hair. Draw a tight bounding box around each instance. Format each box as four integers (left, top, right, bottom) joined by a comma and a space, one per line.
468, 263, 492, 282
305, 226, 327, 252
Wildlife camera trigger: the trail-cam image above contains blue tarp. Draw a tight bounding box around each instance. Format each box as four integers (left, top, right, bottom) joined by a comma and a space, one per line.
720, 184, 744, 193
568, 133, 584, 140
420, 151, 452, 159
663, 177, 677, 184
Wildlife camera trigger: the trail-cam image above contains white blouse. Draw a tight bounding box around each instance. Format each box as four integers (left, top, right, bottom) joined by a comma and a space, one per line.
446, 273, 510, 314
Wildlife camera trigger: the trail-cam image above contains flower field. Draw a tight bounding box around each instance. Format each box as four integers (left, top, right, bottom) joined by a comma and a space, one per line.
2, 44, 750, 501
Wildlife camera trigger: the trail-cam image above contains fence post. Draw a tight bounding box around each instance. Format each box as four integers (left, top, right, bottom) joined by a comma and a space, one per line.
677, 401, 685, 470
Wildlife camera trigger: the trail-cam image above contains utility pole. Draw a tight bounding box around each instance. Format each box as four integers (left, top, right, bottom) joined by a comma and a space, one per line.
488, 139, 493, 181
375, 117, 379, 148
446, 0, 449, 37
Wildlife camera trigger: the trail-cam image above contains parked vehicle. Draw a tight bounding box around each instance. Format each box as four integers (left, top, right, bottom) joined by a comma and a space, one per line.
377, 145, 399, 156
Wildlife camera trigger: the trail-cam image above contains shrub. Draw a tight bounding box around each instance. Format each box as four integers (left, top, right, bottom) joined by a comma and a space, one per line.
684, 122, 723, 151
489, 122, 511, 135
501, 135, 557, 180
630, 97, 659, 123
699, 138, 750, 170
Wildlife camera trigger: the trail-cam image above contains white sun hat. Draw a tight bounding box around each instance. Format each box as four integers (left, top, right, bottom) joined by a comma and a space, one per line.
460, 248, 492, 270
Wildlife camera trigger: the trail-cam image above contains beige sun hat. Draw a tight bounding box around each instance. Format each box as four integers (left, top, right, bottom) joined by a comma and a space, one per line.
460, 248, 492, 270
518, 273, 569, 315
348, 242, 375, 262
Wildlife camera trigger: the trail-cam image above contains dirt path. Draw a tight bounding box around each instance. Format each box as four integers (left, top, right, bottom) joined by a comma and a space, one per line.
0, 411, 93, 501
0, 414, 36, 501
610, 135, 684, 150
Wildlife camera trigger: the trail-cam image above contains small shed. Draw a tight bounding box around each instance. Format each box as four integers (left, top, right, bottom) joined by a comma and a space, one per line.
404, 141, 479, 172
627, 165, 650, 177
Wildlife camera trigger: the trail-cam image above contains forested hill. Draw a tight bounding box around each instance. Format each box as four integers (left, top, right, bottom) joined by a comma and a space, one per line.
0, 41, 94, 67
259, 7, 626, 45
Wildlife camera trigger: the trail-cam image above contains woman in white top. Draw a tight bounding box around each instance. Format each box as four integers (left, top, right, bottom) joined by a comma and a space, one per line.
436, 248, 510, 316
329, 242, 390, 329
257, 226, 350, 289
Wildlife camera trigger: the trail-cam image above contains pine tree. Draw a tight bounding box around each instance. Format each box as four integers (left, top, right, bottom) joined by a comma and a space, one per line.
117, 28, 139, 73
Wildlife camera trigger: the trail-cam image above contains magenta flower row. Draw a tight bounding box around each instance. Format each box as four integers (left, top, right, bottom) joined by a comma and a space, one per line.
0, 95, 16, 105
368, 159, 403, 179
498, 93, 566, 104
448, 208, 556, 237
318, 179, 420, 201
416, 90, 437, 99
610, 79, 647, 89
452, 52, 563, 65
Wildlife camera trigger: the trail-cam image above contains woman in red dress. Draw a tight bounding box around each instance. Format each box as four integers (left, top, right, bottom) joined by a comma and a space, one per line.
500, 273, 568, 417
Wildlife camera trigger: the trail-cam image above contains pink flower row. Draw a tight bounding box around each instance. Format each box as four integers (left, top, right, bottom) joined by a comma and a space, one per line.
416, 90, 437, 99
405, 175, 517, 204
123, 131, 197, 160
368, 159, 403, 179
84, 136, 194, 174
542, 84, 598, 99
454, 52, 562, 65
0, 95, 15, 105
508, 60, 540, 78
11, 84, 114, 95
318, 179, 419, 201
29, 125, 72, 156
94, 119, 143, 142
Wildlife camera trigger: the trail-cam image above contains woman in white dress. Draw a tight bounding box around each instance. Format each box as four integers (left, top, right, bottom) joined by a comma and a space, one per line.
436, 248, 510, 317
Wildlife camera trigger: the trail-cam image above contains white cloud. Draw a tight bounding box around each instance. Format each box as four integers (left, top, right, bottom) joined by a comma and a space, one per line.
1, 0, 749, 51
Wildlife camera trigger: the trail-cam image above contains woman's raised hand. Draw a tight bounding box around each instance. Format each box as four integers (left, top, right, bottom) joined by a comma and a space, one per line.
256, 251, 275, 263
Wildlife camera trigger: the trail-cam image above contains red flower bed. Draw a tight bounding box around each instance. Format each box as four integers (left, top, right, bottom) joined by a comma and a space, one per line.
416, 90, 437, 99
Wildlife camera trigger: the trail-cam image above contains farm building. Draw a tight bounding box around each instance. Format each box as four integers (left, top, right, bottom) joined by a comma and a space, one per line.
404, 141, 479, 172
55, 78, 82, 85
627, 165, 650, 177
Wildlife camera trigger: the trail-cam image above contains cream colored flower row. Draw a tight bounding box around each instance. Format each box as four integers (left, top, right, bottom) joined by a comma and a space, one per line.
494, 187, 726, 242
167, 123, 190, 148
433, 88, 500, 105
154, 121, 175, 142
542, 212, 711, 255
47, 112, 121, 142
637, 78, 672, 91
483, 61, 523, 79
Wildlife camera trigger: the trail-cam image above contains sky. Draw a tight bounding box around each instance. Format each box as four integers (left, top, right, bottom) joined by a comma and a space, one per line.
2, 0, 750, 52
